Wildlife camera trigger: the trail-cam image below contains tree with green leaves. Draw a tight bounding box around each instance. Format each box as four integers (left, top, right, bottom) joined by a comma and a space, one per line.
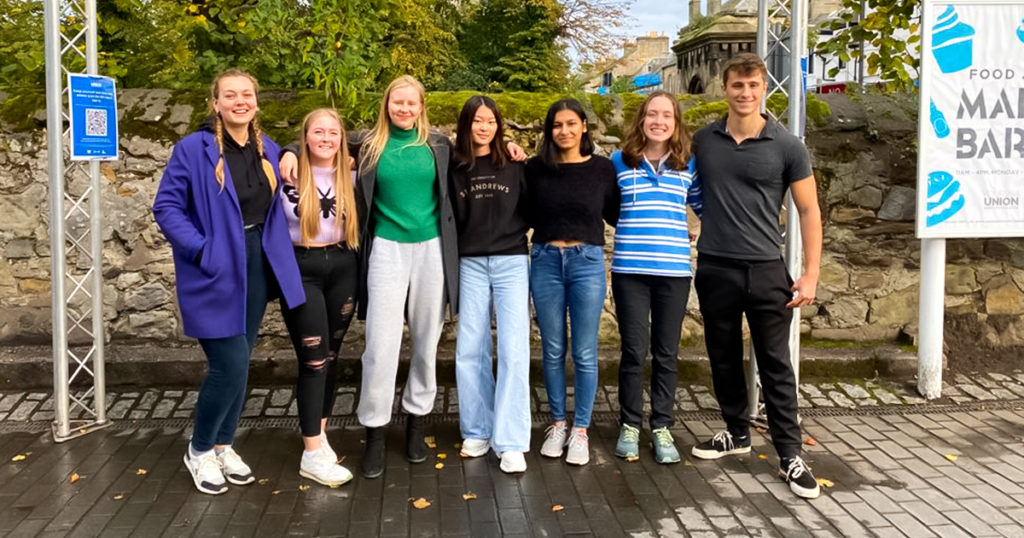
815, 0, 921, 92
459, 0, 568, 91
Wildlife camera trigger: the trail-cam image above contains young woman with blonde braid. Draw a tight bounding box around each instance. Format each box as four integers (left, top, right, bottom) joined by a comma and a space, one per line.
277, 108, 360, 487
154, 69, 304, 495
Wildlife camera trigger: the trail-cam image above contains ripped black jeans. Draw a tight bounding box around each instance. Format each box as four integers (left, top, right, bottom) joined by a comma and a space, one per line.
282, 244, 358, 437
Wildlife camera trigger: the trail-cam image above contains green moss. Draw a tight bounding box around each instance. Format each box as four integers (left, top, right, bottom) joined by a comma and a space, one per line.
620, 93, 647, 126
683, 100, 727, 127
0, 89, 46, 131
805, 94, 831, 127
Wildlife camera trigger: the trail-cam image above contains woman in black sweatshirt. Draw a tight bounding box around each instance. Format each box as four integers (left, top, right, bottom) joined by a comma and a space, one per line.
527, 98, 620, 466
449, 96, 531, 473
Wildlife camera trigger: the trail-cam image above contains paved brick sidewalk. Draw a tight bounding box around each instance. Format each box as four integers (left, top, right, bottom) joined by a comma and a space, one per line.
8, 369, 1024, 425
1, 377, 1024, 536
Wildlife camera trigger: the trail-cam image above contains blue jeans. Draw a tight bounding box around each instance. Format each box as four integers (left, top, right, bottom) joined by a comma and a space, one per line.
529, 243, 606, 428
455, 255, 531, 452
192, 226, 269, 451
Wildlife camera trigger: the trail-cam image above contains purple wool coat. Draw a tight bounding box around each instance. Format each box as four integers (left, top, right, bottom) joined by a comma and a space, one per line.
153, 130, 305, 339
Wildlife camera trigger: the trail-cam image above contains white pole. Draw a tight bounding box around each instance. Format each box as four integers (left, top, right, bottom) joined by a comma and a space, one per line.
917, 238, 945, 399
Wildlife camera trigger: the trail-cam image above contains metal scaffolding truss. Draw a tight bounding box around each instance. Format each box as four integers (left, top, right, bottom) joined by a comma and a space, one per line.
44, 0, 109, 442
748, 0, 808, 425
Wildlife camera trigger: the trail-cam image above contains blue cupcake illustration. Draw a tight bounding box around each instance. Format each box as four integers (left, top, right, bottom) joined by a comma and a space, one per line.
932, 6, 975, 73
926, 171, 965, 227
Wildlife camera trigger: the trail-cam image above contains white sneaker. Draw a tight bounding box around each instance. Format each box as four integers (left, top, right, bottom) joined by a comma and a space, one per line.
320, 432, 338, 463
498, 451, 527, 474
300, 448, 353, 487
565, 430, 590, 466
460, 438, 491, 458
184, 450, 227, 495
216, 447, 255, 485
540, 423, 569, 458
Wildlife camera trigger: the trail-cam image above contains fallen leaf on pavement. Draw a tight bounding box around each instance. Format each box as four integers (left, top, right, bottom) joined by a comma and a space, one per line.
758, 454, 767, 460
69, 473, 81, 483
437, 453, 447, 459
136, 468, 147, 475
462, 493, 477, 500
435, 462, 444, 469
272, 490, 281, 495
754, 427, 768, 434
412, 497, 431, 509
816, 478, 834, 488
11, 454, 26, 462
258, 478, 269, 485
424, 436, 437, 448
945, 453, 958, 462
552, 504, 564, 512
804, 437, 817, 446
299, 485, 310, 491
454, 443, 462, 449
113, 493, 124, 500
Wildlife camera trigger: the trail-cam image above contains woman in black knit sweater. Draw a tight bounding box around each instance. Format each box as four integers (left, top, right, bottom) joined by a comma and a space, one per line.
527, 98, 620, 467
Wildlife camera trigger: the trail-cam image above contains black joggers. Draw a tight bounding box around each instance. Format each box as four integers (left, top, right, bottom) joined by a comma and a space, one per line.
281, 244, 358, 437
694, 253, 802, 459
612, 272, 692, 430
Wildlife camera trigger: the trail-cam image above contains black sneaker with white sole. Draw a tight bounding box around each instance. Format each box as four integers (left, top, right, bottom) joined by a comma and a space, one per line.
690, 430, 751, 460
779, 456, 821, 499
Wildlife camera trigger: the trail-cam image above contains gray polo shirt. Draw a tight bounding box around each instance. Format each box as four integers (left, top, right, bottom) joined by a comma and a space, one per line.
693, 115, 813, 261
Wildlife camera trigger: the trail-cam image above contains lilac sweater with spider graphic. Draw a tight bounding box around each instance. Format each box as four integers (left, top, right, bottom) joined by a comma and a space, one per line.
279, 166, 352, 245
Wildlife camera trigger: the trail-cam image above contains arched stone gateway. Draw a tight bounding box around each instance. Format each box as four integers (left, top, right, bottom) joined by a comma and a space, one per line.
687, 75, 705, 94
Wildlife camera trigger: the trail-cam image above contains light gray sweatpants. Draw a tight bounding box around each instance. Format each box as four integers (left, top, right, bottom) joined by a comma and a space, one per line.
357, 236, 446, 427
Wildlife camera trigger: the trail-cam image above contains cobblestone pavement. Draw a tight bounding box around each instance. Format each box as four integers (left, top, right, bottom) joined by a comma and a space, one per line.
1, 374, 1024, 537
4, 370, 1024, 425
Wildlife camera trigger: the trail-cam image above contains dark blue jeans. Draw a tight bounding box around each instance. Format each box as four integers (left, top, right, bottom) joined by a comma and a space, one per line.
529, 243, 606, 428
191, 226, 269, 451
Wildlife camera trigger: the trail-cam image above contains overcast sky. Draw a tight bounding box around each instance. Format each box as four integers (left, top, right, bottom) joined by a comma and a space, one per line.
624, 0, 691, 44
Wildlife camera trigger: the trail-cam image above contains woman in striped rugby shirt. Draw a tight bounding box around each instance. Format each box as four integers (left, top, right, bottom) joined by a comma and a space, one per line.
609, 91, 703, 464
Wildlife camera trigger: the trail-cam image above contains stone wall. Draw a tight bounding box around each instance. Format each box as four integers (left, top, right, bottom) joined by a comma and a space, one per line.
0, 88, 1022, 349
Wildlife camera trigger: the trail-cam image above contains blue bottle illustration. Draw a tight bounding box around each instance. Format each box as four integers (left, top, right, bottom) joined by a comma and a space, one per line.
929, 100, 950, 138
926, 171, 965, 227
1017, 18, 1024, 44
932, 6, 975, 73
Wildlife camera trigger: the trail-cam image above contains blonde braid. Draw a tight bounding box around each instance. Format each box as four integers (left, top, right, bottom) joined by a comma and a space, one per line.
213, 116, 226, 191
251, 117, 278, 192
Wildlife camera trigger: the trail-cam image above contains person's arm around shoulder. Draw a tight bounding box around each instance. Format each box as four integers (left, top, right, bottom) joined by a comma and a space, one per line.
686, 156, 703, 219
599, 157, 621, 227
153, 140, 206, 263
785, 140, 822, 309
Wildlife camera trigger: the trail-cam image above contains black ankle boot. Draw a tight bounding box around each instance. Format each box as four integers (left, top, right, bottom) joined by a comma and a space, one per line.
406, 414, 427, 463
362, 426, 386, 479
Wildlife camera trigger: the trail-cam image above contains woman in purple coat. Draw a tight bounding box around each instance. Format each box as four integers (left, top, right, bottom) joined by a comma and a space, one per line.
153, 69, 304, 495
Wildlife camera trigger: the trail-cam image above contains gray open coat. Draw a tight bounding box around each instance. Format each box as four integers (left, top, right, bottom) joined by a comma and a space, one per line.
351, 131, 459, 321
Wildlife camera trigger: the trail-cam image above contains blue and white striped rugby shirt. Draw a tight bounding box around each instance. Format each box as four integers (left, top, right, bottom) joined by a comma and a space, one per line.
610, 150, 703, 277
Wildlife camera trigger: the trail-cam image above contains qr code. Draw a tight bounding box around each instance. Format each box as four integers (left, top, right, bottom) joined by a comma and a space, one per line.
85, 108, 106, 137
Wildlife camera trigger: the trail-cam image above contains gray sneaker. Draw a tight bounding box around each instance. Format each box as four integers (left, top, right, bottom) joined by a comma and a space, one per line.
565, 430, 590, 466
540, 423, 569, 458
652, 427, 681, 464
615, 424, 640, 461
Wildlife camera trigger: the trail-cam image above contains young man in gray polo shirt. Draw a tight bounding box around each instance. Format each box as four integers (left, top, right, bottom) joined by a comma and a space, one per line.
689, 53, 823, 499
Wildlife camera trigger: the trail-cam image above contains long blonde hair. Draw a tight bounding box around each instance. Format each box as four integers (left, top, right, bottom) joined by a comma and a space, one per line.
208, 69, 278, 193
296, 108, 359, 248
360, 75, 431, 169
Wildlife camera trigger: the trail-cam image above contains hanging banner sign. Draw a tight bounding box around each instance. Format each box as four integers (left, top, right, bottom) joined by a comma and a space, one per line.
68, 74, 119, 161
917, 0, 1024, 238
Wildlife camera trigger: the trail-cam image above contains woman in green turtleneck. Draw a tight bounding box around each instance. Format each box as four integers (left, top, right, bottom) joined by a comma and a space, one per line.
337, 75, 458, 479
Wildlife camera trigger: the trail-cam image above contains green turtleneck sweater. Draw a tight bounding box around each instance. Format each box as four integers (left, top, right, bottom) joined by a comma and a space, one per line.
373, 125, 439, 242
